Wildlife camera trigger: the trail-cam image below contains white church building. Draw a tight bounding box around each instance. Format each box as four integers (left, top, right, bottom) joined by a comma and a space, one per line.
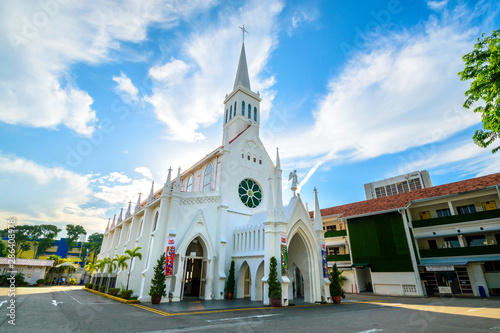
96, 42, 330, 305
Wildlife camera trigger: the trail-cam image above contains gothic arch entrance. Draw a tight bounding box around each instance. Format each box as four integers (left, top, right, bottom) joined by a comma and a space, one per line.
237, 261, 251, 299
182, 237, 207, 299
288, 231, 314, 302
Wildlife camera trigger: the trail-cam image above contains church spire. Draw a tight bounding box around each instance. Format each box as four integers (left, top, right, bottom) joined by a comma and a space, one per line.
274, 148, 284, 221
147, 181, 155, 204
313, 187, 323, 232
125, 201, 132, 218
233, 43, 251, 91
134, 192, 142, 212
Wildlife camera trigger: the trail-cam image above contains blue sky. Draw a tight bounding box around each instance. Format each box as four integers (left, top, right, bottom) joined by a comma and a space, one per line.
1, 0, 499, 237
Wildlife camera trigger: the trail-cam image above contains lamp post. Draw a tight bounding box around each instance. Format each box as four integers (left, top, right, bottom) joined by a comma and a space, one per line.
81, 248, 90, 285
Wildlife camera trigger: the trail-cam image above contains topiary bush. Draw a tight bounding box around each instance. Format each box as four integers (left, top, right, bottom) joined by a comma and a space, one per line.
329, 263, 343, 297
268, 256, 282, 299
224, 260, 235, 294
149, 252, 167, 300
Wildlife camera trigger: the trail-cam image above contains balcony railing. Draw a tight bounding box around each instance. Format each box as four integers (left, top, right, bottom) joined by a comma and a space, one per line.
413, 209, 500, 228
419, 244, 500, 258
325, 230, 347, 238
326, 254, 351, 262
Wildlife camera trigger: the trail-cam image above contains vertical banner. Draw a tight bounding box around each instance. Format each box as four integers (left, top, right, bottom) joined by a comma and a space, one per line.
165, 238, 175, 276
281, 235, 288, 277
321, 242, 328, 278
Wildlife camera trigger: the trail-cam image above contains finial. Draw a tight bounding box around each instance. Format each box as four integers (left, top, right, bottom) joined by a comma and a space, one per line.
135, 192, 142, 212
147, 181, 155, 204
125, 201, 132, 218
275, 147, 281, 170
117, 208, 123, 224
106, 218, 110, 231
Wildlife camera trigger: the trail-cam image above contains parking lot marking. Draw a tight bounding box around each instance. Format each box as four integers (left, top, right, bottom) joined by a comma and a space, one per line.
63, 290, 82, 304
132, 304, 171, 316
205, 314, 281, 322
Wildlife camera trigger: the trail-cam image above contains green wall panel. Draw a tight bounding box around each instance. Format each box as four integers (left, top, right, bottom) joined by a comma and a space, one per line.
348, 212, 413, 272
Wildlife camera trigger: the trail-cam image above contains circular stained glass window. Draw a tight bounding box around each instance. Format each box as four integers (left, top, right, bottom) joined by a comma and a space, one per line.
238, 179, 262, 208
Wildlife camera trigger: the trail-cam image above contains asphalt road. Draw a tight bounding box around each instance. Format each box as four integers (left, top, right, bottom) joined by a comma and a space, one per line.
0, 287, 499, 332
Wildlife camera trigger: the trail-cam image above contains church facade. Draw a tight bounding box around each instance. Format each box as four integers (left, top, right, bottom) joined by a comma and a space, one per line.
95, 43, 331, 305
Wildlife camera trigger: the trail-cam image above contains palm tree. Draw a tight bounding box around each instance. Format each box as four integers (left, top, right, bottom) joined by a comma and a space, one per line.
48, 255, 63, 285
124, 246, 142, 291
95, 258, 107, 286
85, 262, 98, 284
114, 254, 130, 274
105, 257, 118, 292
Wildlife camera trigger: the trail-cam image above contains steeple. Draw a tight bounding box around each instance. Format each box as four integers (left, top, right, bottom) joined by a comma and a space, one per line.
111, 214, 116, 229
274, 148, 284, 221
134, 192, 142, 212
105, 218, 110, 232
233, 43, 251, 91
313, 187, 323, 232
117, 207, 123, 224
147, 181, 155, 204
125, 201, 132, 218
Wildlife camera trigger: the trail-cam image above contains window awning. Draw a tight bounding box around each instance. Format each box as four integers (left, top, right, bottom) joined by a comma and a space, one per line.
419, 259, 468, 267
351, 263, 369, 268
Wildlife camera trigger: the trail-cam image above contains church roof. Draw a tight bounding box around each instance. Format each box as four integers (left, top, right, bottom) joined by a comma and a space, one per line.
312, 172, 500, 219
233, 43, 251, 91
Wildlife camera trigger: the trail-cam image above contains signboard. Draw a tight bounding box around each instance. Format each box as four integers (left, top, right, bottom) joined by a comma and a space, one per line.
438, 286, 452, 294
321, 242, 328, 278
426, 265, 454, 272
165, 238, 175, 276
281, 235, 288, 277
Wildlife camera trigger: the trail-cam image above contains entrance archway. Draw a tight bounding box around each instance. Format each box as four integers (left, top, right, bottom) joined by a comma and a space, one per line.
237, 261, 251, 299
288, 232, 313, 302
182, 237, 207, 299
255, 261, 264, 301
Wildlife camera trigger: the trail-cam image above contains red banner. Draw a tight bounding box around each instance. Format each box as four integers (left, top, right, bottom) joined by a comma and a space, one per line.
165, 238, 175, 276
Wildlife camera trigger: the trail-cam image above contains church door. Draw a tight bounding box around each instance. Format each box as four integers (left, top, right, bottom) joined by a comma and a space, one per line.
244, 267, 251, 298
182, 238, 205, 299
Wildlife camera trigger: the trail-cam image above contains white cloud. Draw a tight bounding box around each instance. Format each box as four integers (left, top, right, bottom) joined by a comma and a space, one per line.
144, 0, 284, 142
113, 72, 139, 101
275, 4, 493, 188
427, 1, 448, 11
93, 178, 153, 205
135, 166, 153, 180
0, 0, 216, 135
287, 11, 315, 37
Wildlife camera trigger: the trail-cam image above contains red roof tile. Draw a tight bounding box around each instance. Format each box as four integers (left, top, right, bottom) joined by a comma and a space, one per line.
313, 172, 500, 219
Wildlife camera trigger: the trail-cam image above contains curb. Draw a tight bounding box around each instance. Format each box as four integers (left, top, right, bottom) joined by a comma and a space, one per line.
82, 287, 140, 304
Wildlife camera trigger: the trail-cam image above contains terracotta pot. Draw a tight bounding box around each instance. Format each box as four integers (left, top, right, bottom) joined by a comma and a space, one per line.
109, 291, 118, 296
151, 296, 162, 304
225, 292, 233, 300
38, 284, 43, 287
332, 296, 341, 304
270, 298, 281, 307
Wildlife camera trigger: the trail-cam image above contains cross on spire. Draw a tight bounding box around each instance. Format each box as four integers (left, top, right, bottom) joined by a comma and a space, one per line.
239, 25, 248, 44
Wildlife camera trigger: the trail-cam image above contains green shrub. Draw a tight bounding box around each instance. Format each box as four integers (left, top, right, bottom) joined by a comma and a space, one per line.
98, 286, 105, 292
148, 253, 167, 299
93, 284, 100, 290
224, 260, 235, 293
108, 288, 120, 296
329, 263, 343, 296
268, 257, 282, 299
120, 290, 133, 300
36, 279, 45, 285
69, 278, 76, 285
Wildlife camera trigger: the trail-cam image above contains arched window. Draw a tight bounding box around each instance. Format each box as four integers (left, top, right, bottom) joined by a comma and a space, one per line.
225, 109, 228, 123
248, 104, 251, 119
137, 219, 144, 238
152, 211, 159, 232
230, 105, 232, 119
234, 101, 237, 116
186, 175, 193, 192
242, 101, 245, 116
203, 163, 212, 191
254, 107, 257, 122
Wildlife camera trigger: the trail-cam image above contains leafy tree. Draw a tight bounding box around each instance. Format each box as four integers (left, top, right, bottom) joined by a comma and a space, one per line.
65, 224, 87, 256
124, 246, 142, 291
224, 260, 235, 294
84, 233, 103, 264
24, 225, 42, 259
0, 225, 32, 258
0, 240, 7, 257
114, 254, 130, 272
268, 256, 282, 299
35, 225, 61, 258
149, 252, 167, 299
459, 28, 500, 153
85, 262, 98, 275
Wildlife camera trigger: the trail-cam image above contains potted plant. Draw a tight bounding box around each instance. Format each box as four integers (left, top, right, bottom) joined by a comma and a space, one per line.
69, 278, 76, 285
224, 260, 235, 300
120, 289, 133, 300
329, 263, 343, 304
268, 256, 282, 307
108, 288, 120, 296
93, 283, 100, 291
36, 279, 45, 287
149, 252, 167, 304
99, 285, 106, 293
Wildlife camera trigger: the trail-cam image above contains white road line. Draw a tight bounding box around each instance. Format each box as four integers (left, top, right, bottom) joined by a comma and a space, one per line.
63, 290, 82, 304
467, 307, 485, 312
357, 329, 383, 333
0, 300, 7, 308
205, 314, 281, 322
